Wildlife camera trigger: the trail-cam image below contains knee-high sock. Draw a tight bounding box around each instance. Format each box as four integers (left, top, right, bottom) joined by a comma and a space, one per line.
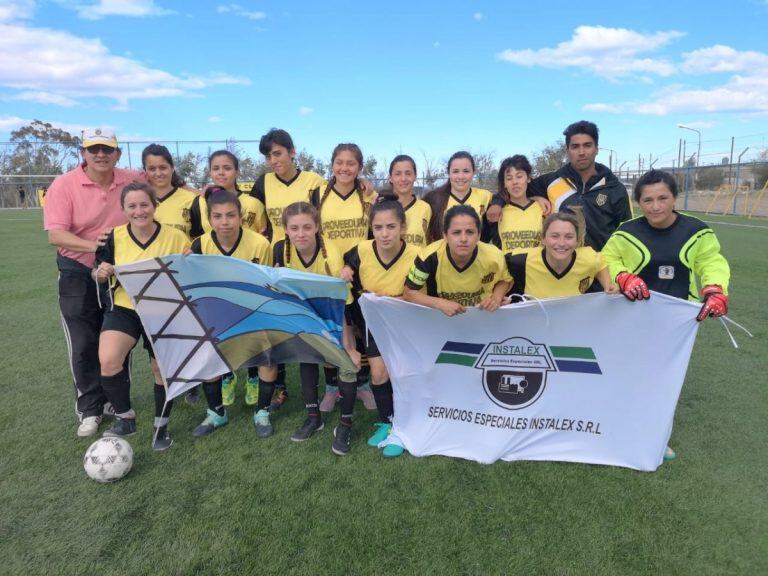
257, 377, 275, 411
300, 364, 320, 417
153, 384, 173, 427
371, 380, 394, 423
338, 378, 357, 427
101, 369, 131, 415
203, 379, 224, 416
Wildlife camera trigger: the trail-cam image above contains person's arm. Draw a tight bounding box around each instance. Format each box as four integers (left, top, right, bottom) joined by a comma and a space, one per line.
596, 266, 619, 294
92, 232, 115, 283
342, 318, 361, 369
48, 229, 100, 253
189, 195, 204, 239
477, 280, 510, 311
527, 175, 552, 215
402, 285, 466, 317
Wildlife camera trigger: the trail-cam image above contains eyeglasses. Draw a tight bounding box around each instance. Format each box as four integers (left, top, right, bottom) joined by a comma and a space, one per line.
85, 144, 117, 155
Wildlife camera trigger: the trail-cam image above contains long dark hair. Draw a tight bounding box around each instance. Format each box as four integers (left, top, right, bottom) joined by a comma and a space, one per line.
318, 143, 370, 225
424, 151, 475, 242
141, 143, 185, 188
496, 155, 532, 204
208, 149, 241, 192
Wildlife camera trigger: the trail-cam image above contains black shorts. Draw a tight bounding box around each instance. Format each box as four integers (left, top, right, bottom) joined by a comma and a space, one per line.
364, 330, 380, 358
101, 306, 154, 358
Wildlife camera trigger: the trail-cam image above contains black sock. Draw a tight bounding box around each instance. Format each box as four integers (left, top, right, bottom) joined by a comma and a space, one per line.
338, 379, 357, 426
300, 364, 320, 416
257, 378, 275, 411
371, 380, 394, 422
203, 379, 225, 416
276, 364, 286, 390
101, 369, 131, 414
154, 384, 173, 422
247, 366, 258, 380
323, 366, 338, 389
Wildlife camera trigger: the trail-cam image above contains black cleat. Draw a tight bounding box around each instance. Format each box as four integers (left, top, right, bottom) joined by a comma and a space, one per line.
331, 424, 352, 456
291, 416, 324, 442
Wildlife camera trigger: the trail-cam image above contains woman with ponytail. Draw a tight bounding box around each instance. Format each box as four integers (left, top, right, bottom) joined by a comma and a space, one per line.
387, 154, 432, 248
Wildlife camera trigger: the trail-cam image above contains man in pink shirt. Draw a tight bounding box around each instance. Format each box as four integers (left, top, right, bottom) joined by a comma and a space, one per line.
44, 128, 144, 437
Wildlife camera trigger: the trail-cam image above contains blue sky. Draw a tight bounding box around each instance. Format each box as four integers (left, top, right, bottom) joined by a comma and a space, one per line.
2, 0, 768, 174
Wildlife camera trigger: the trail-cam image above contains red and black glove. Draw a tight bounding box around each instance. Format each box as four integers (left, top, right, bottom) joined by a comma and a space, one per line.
616, 272, 650, 301
696, 285, 728, 321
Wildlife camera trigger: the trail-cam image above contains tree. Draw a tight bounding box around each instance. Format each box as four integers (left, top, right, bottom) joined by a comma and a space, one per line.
174, 151, 209, 189
5, 120, 80, 176
362, 156, 378, 179
531, 142, 567, 176
295, 149, 329, 177
696, 167, 725, 190
752, 149, 768, 189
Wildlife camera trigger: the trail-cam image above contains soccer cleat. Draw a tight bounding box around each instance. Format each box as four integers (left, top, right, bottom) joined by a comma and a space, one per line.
245, 376, 259, 406
269, 388, 289, 411
367, 422, 391, 447
152, 425, 173, 451
357, 386, 377, 411
319, 389, 339, 413
253, 409, 273, 438
221, 373, 237, 406
184, 386, 201, 405
332, 424, 352, 456
382, 442, 405, 458
664, 446, 676, 460
291, 416, 324, 442
103, 417, 137, 438
77, 415, 102, 437
192, 409, 229, 437
102, 402, 116, 419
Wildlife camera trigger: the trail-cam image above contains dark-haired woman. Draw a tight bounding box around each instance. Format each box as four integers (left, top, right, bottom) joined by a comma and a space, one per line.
344, 196, 420, 457
92, 182, 190, 450
485, 155, 544, 255
388, 154, 432, 248
423, 152, 493, 244
603, 169, 731, 460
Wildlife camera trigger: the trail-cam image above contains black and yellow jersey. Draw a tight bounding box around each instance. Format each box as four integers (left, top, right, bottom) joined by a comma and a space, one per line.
273, 235, 352, 304
405, 239, 510, 306
602, 213, 730, 300
445, 187, 493, 218
154, 187, 202, 239
190, 227, 272, 266
505, 247, 605, 298
494, 200, 544, 255
344, 239, 420, 298
250, 170, 326, 243
96, 223, 190, 309
195, 191, 267, 236
313, 186, 377, 257
402, 197, 432, 247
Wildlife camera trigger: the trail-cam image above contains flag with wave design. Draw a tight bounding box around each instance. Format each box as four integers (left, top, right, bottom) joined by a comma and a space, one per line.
114, 254, 355, 401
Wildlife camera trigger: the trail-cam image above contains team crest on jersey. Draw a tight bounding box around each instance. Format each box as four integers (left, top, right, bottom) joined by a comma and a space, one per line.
245, 213, 256, 226
481, 272, 495, 284
182, 208, 190, 222
595, 193, 608, 206
658, 265, 675, 279
579, 277, 591, 293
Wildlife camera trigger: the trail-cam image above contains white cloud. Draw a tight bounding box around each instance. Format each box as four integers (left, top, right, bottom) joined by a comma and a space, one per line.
0, 115, 96, 135
208, 115, 222, 122
497, 25, 684, 79
0, 22, 251, 106
0, 0, 35, 22
217, 4, 266, 19
473, 12, 483, 21
679, 121, 717, 129
298, 106, 313, 115
0, 114, 29, 130
74, 0, 174, 20
681, 44, 768, 74
10, 91, 79, 107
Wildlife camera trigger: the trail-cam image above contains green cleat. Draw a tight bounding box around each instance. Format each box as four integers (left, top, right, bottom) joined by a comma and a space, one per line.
253, 409, 273, 438
192, 409, 229, 437
221, 373, 237, 406
367, 422, 391, 447
245, 376, 259, 406
382, 442, 405, 458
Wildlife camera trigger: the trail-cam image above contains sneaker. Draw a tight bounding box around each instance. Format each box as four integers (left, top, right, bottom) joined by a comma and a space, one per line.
221, 373, 237, 406
192, 409, 229, 437
77, 415, 102, 437
382, 442, 405, 458
103, 417, 137, 438
664, 446, 676, 460
152, 425, 173, 451
185, 386, 201, 405
102, 402, 116, 419
291, 416, 324, 442
332, 424, 352, 456
319, 389, 339, 413
269, 387, 289, 411
357, 386, 377, 411
245, 377, 259, 406
367, 422, 391, 447
253, 409, 273, 438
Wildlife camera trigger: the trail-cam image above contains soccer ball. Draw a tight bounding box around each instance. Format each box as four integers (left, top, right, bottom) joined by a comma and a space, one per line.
83, 437, 133, 483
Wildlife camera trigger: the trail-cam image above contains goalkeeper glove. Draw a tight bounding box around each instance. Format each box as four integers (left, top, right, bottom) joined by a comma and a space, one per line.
696, 285, 728, 321
616, 272, 650, 301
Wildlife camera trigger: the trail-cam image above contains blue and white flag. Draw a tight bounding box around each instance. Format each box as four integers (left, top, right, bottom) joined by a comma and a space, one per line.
360, 292, 700, 471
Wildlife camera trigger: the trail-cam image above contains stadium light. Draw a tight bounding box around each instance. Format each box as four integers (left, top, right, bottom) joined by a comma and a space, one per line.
677, 124, 701, 167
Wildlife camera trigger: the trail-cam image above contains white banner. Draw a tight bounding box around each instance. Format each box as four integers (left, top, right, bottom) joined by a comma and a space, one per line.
359, 292, 701, 471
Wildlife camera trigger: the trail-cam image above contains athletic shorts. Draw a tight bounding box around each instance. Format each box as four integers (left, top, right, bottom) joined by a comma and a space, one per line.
101, 305, 154, 358
364, 330, 380, 358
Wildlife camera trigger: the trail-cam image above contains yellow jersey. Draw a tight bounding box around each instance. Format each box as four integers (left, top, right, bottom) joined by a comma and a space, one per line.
402, 197, 432, 248
497, 200, 544, 255
505, 247, 605, 298
154, 187, 201, 239
445, 187, 493, 218
344, 239, 420, 298
198, 191, 267, 236
190, 227, 272, 266
314, 186, 376, 257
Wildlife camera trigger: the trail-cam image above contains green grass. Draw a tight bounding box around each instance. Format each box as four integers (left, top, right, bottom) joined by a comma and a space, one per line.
0, 208, 766, 575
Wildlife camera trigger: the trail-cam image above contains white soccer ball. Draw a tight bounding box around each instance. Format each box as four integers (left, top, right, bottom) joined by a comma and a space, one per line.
83, 437, 134, 483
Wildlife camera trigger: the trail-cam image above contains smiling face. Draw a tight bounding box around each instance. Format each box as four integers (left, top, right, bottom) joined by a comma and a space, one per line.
448, 158, 474, 195
209, 201, 241, 237
332, 150, 361, 188
144, 154, 173, 191
122, 190, 156, 228
265, 144, 295, 180
81, 145, 120, 178
389, 160, 416, 196
504, 166, 530, 202
371, 209, 404, 251
285, 213, 319, 252
444, 214, 479, 259
210, 154, 238, 191
566, 134, 598, 173
543, 220, 578, 263
638, 182, 677, 229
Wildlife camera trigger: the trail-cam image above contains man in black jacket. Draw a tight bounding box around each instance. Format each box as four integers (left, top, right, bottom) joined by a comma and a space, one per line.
529, 120, 632, 251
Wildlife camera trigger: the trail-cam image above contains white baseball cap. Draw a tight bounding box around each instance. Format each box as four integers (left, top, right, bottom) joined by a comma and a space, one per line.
82, 128, 118, 148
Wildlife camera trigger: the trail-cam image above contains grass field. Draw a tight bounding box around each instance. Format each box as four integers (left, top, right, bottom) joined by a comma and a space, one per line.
0, 208, 766, 575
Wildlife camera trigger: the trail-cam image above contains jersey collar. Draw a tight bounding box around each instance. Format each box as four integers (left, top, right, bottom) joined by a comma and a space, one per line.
296, 236, 322, 268
449, 188, 473, 205
275, 169, 301, 187
373, 240, 407, 270
127, 221, 162, 250
212, 228, 243, 256
447, 244, 479, 273
542, 248, 576, 279
156, 187, 178, 204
